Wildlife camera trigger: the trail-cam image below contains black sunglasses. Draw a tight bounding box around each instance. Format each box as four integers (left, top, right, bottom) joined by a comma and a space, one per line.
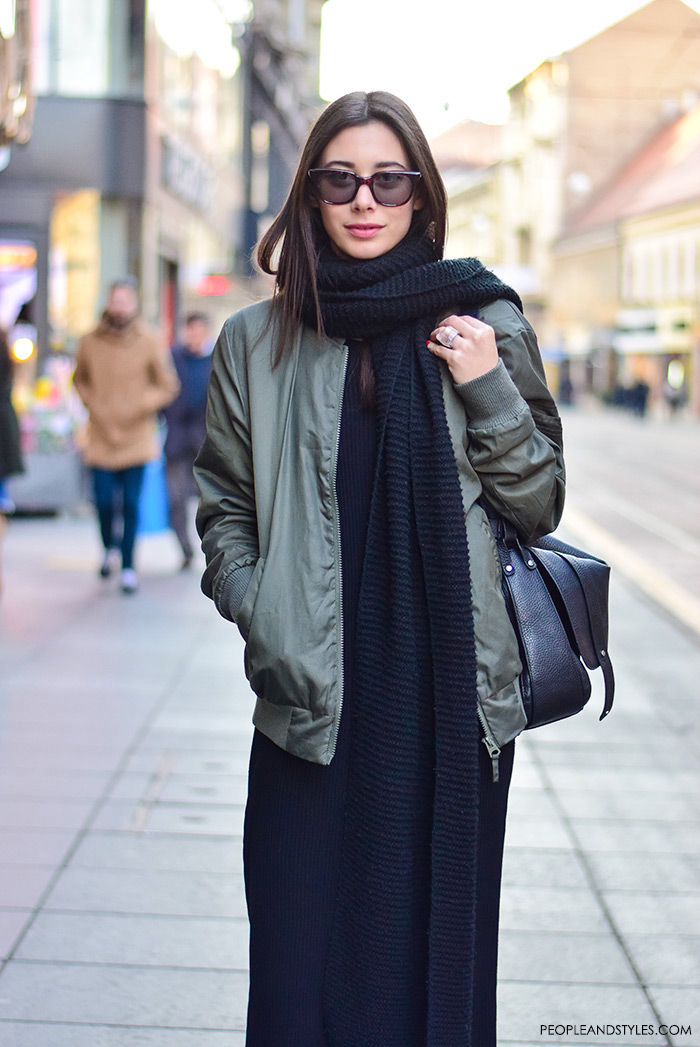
308, 168, 421, 206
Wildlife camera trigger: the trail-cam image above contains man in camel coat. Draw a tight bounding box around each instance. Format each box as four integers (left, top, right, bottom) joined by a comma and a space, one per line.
74, 279, 180, 593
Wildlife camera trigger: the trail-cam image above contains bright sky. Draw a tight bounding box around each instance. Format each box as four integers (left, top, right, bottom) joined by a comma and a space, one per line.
320, 0, 700, 136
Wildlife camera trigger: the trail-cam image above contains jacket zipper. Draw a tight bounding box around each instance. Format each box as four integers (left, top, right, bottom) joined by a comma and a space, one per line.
328, 347, 349, 760
477, 704, 502, 783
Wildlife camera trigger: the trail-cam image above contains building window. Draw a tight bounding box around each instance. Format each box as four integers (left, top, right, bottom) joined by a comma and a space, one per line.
32, 0, 145, 97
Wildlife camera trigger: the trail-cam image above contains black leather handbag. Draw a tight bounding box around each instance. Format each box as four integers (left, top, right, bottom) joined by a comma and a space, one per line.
487, 512, 615, 729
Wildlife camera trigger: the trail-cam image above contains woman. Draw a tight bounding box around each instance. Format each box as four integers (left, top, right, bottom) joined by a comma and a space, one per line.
195, 91, 565, 1047
0, 328, 25, 595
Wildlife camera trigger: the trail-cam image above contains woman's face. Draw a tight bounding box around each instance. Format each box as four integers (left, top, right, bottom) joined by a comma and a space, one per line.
313, 121, 422, 261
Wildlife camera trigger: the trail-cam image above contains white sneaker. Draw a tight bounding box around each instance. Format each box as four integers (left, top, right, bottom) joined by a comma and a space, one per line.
120, 568, 138, 594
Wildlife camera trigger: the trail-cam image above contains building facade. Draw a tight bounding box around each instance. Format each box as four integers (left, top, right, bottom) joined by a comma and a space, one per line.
0, 0, 247, 364
237, 0, 326, 273
500, 0, 700, 330
0, 0, 327, 367
438, 0, 700, 408
552, 100, 700, 412
0, 0, 33, 149
0, 0, 326, 509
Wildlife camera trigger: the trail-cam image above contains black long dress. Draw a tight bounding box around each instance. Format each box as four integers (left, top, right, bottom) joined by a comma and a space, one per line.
243, 348, 514, 1047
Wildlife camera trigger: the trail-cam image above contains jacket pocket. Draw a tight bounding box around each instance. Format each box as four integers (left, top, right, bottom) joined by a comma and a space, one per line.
235, 557, 265, 640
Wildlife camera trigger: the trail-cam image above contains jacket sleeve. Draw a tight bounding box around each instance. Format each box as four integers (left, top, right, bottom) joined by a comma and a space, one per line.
455, 304, 565, 542
72, 340, 92, 411
194, 319, 259, 626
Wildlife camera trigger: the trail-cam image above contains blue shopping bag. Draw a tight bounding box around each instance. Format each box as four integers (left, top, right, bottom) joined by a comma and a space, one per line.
138, 455, 170, 534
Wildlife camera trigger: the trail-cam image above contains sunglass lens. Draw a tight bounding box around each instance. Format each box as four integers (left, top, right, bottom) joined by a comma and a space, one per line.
313, 170, 356, 203
372, 172, 414, 205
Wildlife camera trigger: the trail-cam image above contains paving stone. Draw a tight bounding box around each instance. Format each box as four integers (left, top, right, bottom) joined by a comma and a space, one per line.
0, 799, 95, 831
138, 731, 252, 754
501, 847, 589, 890
163, 692, 244, 713
499, 930, 635, 984
601, 890, 700, 936
0, 770, 114, 801
624, 934, 700, 986
145, 718, 249, 741
14, 911, 249, 969
507, 760, 545, 789
500, 886, 608, 933
497, 981, 667, 1044
544, 766, 700, 797
0, 866, 56, 908
525, 740, 685, 772
0, 1025, 245, 1047
122, 751, 250, 778
89, 799, 245, 836
554, 788, 700, 822
584, 851, 700, 893
69, 832, 242, 873
43, 868, 246, 918
569, 819, 700, 855
502, 814, 572, 849
0, 911, 32, 960
504, 786, 561, 820
0, 961, 248, 1028
0, 747, 125, 774
644, 987, 699, 1045
158, 775, 249, 807
105, 774, 155, 802
0, 830, 76, 867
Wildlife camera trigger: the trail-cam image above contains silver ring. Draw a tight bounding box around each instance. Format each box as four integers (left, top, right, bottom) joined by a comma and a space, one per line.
438, 325, 460, 349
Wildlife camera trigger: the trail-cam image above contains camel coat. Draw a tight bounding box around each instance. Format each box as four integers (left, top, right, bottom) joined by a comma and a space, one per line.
74, 316, 180, 470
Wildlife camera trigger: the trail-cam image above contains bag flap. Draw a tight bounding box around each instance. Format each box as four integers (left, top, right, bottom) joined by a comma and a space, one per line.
530, 546, 610, 670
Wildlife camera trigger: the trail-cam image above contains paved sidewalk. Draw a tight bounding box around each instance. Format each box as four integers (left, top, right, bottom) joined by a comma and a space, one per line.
0, 509, 699, 1046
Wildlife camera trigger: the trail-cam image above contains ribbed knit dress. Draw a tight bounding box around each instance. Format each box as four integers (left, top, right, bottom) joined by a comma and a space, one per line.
243, 345, 515, 1047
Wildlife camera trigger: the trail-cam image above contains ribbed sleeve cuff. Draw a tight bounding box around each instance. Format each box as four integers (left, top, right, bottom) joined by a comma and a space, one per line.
455, 359, 526, 427
218, 562, 255, 622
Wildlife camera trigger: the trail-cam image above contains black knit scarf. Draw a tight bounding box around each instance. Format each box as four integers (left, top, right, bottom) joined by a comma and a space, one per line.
309, 235, 521, 1047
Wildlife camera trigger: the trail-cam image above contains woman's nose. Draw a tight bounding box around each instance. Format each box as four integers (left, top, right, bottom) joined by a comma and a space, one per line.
352, 183, 375, 209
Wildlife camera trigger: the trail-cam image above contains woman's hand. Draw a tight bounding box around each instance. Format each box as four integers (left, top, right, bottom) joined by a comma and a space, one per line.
427, 314, 499, 385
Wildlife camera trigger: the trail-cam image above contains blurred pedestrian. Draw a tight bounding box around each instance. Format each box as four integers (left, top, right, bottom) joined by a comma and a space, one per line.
73, 279, 179, 594
196, 91, 565, 1046
162, 312, 212, 569
0, 328, 25, 596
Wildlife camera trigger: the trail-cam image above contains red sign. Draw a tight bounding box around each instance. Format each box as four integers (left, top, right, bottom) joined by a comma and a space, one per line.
196, 274, 229, 297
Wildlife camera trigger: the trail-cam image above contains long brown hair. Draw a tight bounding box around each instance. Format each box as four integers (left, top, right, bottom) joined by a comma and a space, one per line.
257, 91, 448, 362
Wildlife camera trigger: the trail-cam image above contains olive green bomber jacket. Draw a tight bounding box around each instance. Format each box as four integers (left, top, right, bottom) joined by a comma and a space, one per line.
195, 297, 565, 766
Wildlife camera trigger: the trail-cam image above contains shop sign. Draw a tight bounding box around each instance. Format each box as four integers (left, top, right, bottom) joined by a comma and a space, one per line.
161, 135, 215, 213
196, 273, 230, 296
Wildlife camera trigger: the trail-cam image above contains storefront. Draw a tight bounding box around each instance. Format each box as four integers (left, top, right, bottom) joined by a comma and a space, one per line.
0, 0, 244, 509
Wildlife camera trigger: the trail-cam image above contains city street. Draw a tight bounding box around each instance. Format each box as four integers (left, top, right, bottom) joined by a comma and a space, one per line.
0, 404, 699, 1047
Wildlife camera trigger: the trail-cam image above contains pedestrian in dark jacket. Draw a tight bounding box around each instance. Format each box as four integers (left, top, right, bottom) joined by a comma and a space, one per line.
195, 91, 565, 1047
0, 328, 25, 595
163, 312, 212, 568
